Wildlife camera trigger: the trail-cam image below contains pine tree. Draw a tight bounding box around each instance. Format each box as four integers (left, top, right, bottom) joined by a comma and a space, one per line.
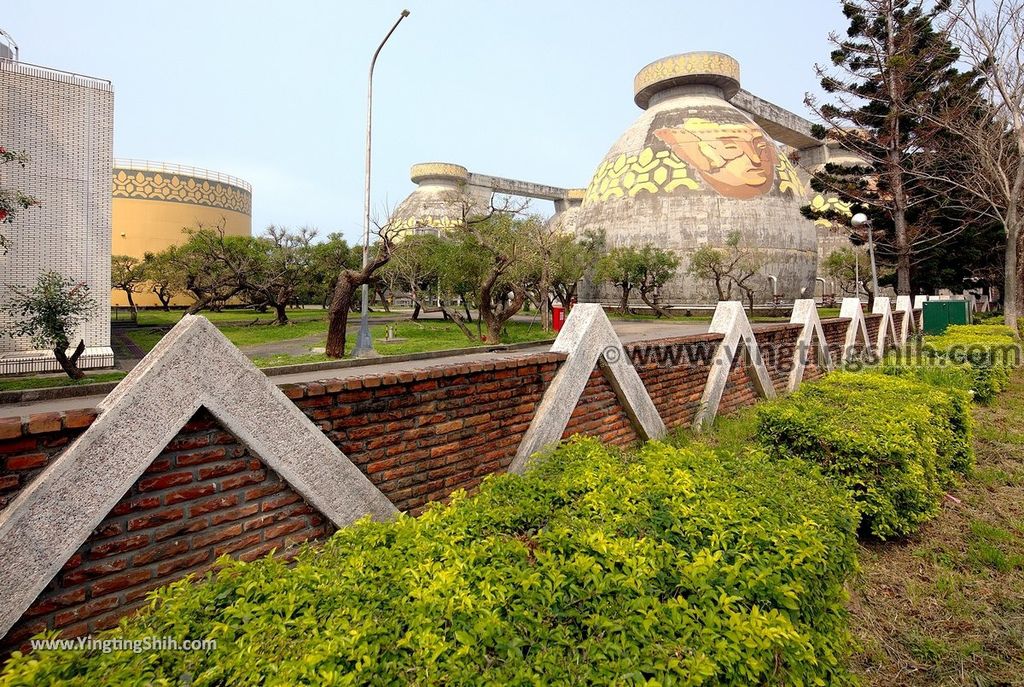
804, 0, 969, 294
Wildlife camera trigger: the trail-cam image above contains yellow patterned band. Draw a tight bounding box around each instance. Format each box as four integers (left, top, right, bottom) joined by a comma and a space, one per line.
410, 163, 469, 184
112, 169, 251, 215
565, 188, 586, 201
394, 215, 464, 231
634, 52, 741, 108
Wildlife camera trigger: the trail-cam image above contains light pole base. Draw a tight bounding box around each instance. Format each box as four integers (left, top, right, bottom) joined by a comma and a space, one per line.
351, 313, 379, 358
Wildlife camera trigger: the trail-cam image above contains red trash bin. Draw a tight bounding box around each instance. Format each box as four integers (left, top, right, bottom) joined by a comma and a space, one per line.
553, 305, 566, 332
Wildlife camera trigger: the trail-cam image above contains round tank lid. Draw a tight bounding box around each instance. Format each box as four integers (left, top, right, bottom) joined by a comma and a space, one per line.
410, 162, 469, 184
633, 51, 741, 109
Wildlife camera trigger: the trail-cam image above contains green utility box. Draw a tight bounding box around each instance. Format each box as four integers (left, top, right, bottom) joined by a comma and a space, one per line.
922, 299, 970, 335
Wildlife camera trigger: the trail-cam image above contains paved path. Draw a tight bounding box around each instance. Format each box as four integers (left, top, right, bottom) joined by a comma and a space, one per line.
2, 321, 710, 418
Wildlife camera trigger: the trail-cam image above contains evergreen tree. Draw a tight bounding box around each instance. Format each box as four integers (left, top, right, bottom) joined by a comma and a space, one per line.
804, 0, 971, 294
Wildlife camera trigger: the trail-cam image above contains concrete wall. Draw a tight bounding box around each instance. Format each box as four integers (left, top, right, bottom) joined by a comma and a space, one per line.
0, 60, 114, 373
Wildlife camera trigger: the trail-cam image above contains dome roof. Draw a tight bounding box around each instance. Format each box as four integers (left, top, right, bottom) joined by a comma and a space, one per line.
391, 162, 486, 235
575, 51, 818, 302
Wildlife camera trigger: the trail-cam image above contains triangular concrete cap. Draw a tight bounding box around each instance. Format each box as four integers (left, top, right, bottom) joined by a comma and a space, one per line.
840, 298, 871, 362
871, 297, 898, 356
788, 299, 833, 391
693, 302, 776, 430
509, 304, 665, 473
0, 315, 396, 639
895, 295, 914, 344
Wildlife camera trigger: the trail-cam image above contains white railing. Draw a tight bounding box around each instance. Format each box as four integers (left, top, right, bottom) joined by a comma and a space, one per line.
113, 159, 252, 193
0, 59, 112, 91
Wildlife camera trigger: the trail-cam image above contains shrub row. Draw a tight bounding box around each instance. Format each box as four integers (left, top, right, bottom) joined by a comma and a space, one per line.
757, 371, 973, 540
1, 438, 859, 686
920, 324, 1020, 402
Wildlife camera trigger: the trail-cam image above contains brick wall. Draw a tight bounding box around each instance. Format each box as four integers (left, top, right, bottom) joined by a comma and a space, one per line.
0, 316, 872, 652
1, 408, 328, 651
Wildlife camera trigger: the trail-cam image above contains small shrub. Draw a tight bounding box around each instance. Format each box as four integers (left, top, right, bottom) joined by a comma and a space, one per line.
0, 438, 859, 686
922, 324, 1019, 403
757, 372, 973, 540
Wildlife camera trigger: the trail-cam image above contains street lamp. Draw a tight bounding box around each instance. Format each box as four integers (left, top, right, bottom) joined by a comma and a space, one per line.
352, 8, 411, 358
851, 213, 879, 300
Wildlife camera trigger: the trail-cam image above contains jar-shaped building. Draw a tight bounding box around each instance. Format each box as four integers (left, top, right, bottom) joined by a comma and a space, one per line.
575, 52, 818, 303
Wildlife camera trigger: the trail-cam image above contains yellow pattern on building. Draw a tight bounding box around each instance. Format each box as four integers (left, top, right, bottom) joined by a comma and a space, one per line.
110, 164, 252, 308
113, 169, 252, 215
394, 215, 464, 231
583, 148, 700, 204
808, 193, 854, 227
776, 155, 806, 198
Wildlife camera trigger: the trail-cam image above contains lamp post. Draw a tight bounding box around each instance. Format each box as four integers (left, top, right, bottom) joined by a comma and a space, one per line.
851, 213, 879, 300
352, 8, 411, 358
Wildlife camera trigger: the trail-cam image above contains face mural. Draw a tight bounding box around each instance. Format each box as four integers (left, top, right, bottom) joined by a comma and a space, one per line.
653, 117, 778, 200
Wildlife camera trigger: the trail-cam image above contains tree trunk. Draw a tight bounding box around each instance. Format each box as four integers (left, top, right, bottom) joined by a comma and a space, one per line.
1005, 211, 1020, 331
619, 284, 630, 313
274, 303, 289, 326
124, 290, 138, 322
540, 264, 551, 332
326, 275, 357, 358
639, 288, 669, 318
438, 303, 476, 341
53, 340, 86, 380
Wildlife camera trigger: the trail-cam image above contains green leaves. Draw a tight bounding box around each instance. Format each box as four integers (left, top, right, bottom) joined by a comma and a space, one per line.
757, 371, 974, 540
1, 439, 859, 686
3, 271, 96, 352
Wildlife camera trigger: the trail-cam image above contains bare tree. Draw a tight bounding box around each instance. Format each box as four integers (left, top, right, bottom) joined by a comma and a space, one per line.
247, 225, 316, 325
111, 255, 146, 321
689, 231, 766, 314
926, 0, 1024, 328
324, 218, 400, 358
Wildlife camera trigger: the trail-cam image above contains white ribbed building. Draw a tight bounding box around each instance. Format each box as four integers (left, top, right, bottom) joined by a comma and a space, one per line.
0, 48, 114, 374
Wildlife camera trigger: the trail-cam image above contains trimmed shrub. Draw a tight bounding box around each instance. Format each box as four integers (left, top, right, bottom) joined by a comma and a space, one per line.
922, 324, 1019, 403
757, 372, 973, 540
0, 438, 859, 686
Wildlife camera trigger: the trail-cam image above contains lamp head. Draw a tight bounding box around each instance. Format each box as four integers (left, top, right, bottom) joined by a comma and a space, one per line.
401, 9, 410, 17
851, 213, 869, 228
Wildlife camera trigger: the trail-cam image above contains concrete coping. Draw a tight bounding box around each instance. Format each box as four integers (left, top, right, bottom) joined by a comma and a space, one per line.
634, 51, 741, 108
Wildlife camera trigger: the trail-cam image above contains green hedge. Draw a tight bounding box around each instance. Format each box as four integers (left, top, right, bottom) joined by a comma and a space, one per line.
1, 438, 859, 686
757, 372, 973, 540
921, 324, 1019, 403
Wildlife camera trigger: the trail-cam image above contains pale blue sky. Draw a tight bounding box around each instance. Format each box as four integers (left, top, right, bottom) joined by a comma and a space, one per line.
4, 1, 845, 242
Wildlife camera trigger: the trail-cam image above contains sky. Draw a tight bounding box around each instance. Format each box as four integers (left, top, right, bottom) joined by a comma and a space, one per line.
3, 1, 847, 243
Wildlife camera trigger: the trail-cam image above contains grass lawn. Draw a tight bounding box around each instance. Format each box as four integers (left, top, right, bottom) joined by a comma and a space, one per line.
848, 370, 1024, 686
0, 370, 127, 392
130, 319, 552, 368
668, 371, 1024, 686
121, 307, 411, 328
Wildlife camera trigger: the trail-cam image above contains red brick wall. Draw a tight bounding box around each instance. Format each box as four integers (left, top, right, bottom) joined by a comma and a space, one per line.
0, 316, 873, 651
285, 353, 565, 514
1, 408, 329, 652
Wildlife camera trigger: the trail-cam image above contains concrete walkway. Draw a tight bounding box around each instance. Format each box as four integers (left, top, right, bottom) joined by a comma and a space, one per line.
2, 320, 710, 417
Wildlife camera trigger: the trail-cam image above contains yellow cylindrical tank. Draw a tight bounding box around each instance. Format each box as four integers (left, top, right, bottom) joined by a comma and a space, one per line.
110, 160, 252, 307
